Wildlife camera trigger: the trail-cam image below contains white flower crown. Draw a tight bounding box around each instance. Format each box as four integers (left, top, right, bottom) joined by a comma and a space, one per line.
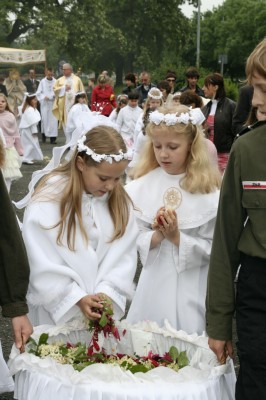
149, 108, 205, 126
148, 88, 163, 100
77, 135, 129, 164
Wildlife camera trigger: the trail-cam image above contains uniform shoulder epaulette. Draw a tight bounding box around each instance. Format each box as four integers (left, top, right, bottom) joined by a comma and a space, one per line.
234, 120, 266, 142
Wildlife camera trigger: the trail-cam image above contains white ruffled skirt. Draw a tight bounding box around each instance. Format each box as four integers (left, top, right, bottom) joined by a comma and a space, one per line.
0, 342, 14, 394
2, 147, 22, 181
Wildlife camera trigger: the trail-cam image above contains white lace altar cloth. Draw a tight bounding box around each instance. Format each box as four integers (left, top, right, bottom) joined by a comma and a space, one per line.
8, 320, 236, 400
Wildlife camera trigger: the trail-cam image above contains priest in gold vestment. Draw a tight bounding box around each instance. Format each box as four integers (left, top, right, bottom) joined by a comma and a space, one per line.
53, 63, 84, 133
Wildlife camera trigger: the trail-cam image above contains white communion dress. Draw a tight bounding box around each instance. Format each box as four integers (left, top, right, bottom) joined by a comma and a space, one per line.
19, 106, 43, 163
126, 167, 219, 334
22, 175, 138, 326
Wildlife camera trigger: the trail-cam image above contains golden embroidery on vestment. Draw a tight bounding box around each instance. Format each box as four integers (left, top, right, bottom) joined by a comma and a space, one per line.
163, 187, 182, 210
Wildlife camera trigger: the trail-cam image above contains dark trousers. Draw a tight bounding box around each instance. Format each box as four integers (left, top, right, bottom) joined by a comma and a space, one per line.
236, 253, 266, 400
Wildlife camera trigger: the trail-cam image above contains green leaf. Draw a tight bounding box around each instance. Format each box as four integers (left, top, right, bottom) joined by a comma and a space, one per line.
38, 333, 49, 346
28, 349, 37, 354
128, 364, 149, 374
99, 312, 108, 327
105, 305, 113, 316
27, 336, 37, 347
73, 345, 86, 358
169, 346, 179, 362
73, 361, 94, 372
178, 351, 189, 368
60, 347, 69, 356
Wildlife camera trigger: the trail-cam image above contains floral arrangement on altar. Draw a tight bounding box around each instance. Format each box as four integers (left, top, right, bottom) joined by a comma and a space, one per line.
26, 298, 189, 374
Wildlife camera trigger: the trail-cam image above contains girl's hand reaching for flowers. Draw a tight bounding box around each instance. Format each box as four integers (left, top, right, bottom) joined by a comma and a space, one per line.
77, 294, 104, 320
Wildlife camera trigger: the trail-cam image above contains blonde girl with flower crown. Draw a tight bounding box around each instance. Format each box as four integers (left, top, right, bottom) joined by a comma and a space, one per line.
126, 105, 221, 334
19, 125, 138, 326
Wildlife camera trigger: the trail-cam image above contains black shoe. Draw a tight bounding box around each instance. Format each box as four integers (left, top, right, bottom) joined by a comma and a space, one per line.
50, 137, 57, 144
42, 134, 46, 143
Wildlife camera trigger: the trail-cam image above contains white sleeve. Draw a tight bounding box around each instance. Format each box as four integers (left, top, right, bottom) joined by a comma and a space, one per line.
0, 128, 6, 147
133, 113, 143, 143
30, 123, 39, 134
36, 82, 45, 102
109, 109, 117, 123
129, 213, 161, 268
130, 132, 145, 168
173, 218, 216, 274
116, 108, 123, 132
22, 202, 88, 324
65, 108, 76, 141
94, 206, 138, 319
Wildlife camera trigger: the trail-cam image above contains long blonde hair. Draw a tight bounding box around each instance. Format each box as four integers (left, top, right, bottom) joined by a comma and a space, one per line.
33, 126, 132, 250
133, 105, 221, 193
0, 93, 13, 114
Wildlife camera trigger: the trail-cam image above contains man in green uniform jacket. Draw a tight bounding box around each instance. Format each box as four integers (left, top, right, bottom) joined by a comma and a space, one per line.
206, 38, 266, 400
0, 169, 32, 350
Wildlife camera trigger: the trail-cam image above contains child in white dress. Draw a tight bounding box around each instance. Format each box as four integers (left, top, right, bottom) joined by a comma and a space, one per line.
0, 94, 23, 192
16, 123, 138, 326
65, 91, 93, 144
116, 91, 142, 155
126, 105, 221, 334
109, 94, 128, 124
130, 88, 163, 170
19, 93, 43, 165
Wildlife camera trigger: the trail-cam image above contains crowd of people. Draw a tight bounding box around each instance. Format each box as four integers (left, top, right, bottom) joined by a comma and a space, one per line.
1, 37, 266, 400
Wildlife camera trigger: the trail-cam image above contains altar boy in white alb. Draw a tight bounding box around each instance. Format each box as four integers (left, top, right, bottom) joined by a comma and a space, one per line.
36, 68, 58, 144
116, 91, 142, 155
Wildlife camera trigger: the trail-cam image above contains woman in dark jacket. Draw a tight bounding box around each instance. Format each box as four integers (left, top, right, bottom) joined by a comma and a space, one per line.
202, 73, 236, 173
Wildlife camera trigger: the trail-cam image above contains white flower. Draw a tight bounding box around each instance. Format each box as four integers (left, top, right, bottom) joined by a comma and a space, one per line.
148, 108, 205, 127
77, 135, 129, 164
149, 110, 165, 125
164, 113, 179, 126
179, 112, 190, 124
92, 153, 103, 162
189, 108, 205, 125
105, 156, 113, 164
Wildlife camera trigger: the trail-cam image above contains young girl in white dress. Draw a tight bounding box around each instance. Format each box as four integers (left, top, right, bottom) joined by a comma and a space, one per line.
19, 93, 43, 165
109, 94, 128, 124
130, 88, 163, 169
0, 94, 23, 192
16, 123, 138, 326
65, 91, 93, 144
126, 105, 221, 335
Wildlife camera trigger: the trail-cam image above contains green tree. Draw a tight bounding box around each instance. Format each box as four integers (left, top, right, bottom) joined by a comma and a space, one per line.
0, 0, 205, 83
196, 0, 266, 78
0, 1, 67, 45
103, 0, 193, 85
